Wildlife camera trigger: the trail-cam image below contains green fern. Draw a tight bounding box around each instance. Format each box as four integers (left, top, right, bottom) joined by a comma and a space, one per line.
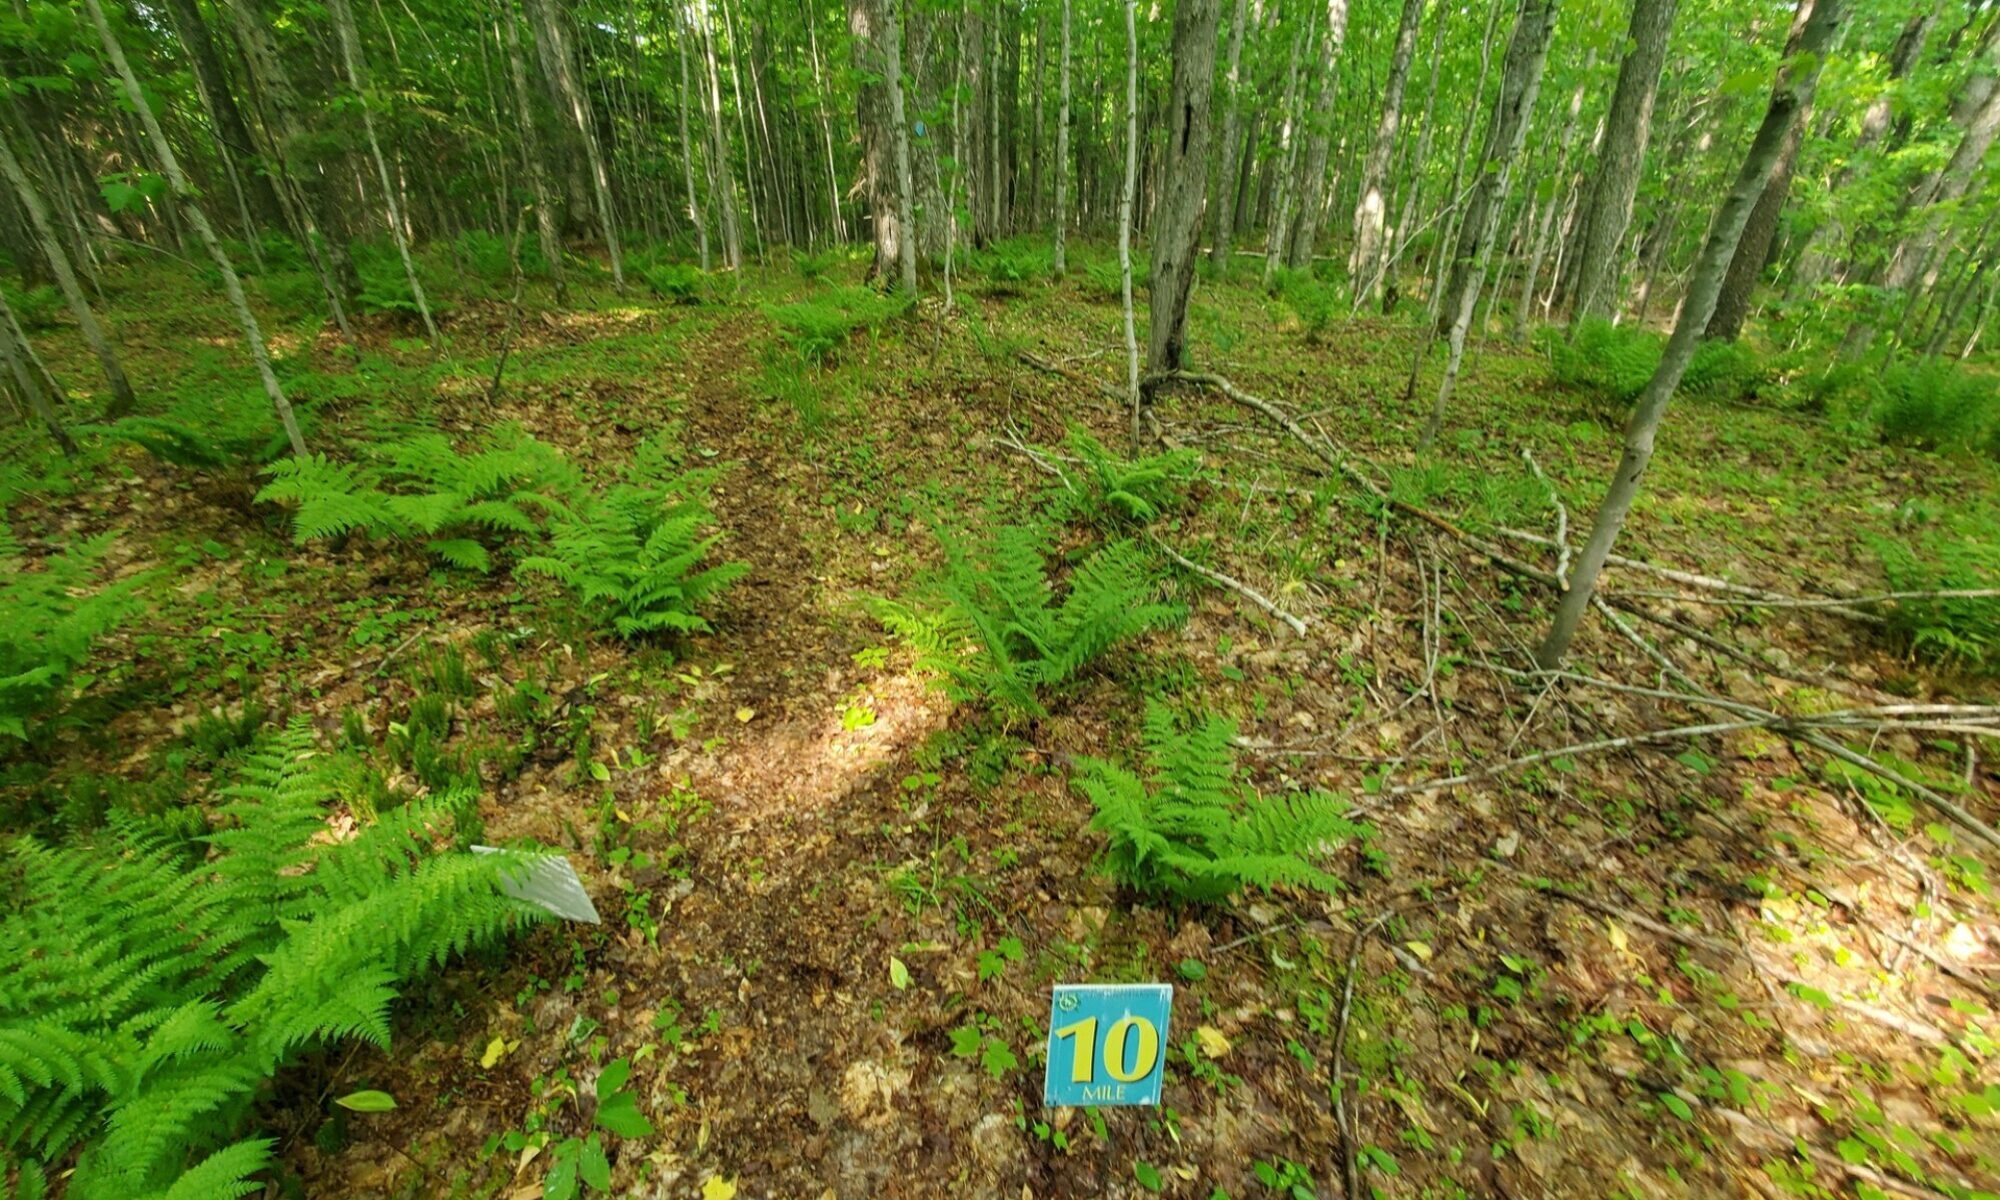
1052, 428, 1200, 527
764, 286, 909, 365
517, 470, 747, 641
81, 390, 306, 470
876, 520, 1184, 720
1076, 703, 1367, 903
255, 426, 583, 571
0, 723, 553, 1196
0, 529, 148, 740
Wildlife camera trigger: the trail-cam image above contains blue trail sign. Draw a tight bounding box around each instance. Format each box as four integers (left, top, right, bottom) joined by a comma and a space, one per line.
1042, 984, 1173, 1107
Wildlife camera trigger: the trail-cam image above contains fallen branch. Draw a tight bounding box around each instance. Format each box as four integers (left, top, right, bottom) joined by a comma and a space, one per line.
1618, 586, 2000, 613
1150, 535, 1308, 636
1018, 349, 1128, 403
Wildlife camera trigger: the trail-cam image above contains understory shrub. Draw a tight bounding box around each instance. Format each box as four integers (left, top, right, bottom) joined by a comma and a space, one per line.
792, 246, 842, 283
1076, 702, 1368, 903
4, 283, 62, 330
641, 262, 704, 305
449, 228, 544, 285
0, 724, 554, 1197
970, 240, 1050, 294
352, 244, 449, 320
764, 286, 908, 364
256, 425, 584, 572
84, 390, 307, 470
1270, 267, 1336, 340
1546, 318, 1659, 407
0, 529, 147, 740
1080, 257, 1148, 303
1873, 526, 2000, 672
874, 520, 1184, 720
1869, 359, 2000, 456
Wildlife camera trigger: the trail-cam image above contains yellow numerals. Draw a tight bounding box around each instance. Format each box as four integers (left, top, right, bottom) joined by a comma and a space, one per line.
1053, 1014, 1161, 1085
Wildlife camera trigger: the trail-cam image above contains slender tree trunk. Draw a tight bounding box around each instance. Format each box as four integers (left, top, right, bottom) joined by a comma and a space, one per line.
504, 3, 567, 301
1515, 64, 1590, 338
84, 0, 306, 456
329, 0, 442, 349
0, 132, 134, 416
525, 0, 624, 291
0, 288, 75, 455
1425, 0, 1504, 322
698, 0, 743, 271
1207, 0, 1249, 270
1416, 0, 1557, 450
885, 0, 918, 292
805, 2, 846, 244
1053, 0, 1072, 275
1349, 0, 1422, 307
676, 8, 711, 273
1538, 0, 1842, 668
1377, 9, 1445, 306
1263, 18, 1310, 288
1846, 18, 2000, 355
1569, 0, 1678, 328
1285, 0, 1348, 269
161, 0, 285, 229
1144, 0, 1221, 380
1118, 0, 1140, 441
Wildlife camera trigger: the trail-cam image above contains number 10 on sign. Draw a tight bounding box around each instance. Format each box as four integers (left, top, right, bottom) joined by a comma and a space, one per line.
1042, 984, 1172, 1107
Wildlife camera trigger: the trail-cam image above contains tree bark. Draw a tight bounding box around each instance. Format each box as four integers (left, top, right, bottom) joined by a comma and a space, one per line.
697, 0, 743, 271
1416, 0, 1557, 449
1284, 0, 1349, 268
1053, 0, 1072, 275
504, 2, 568, 299
1537, 0, 1842, 668
1144, 0, 1222, 379
1569, 0, 1678, 329
0, 130, 135, 416
525, 0, 623, 291
1348, 0, 1422, 307
886, 0, 918, 293
1118, 0, 1140, 440
329, 0, 442, 349
85, 0, 306, 457
0, 287, 75, 456
1206, 0, 1249, 270
160, 0, 284, 231
1262, 18, 1310, 289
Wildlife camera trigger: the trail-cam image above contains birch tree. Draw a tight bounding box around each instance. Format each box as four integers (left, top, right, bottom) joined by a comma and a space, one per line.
1145, 0, 1222, 379
1348, 0, 1423, 308
885, 0, 918, 294
82, 0, 306, 458
1053, 0, 1072, 276
1118, 0, 1140, 443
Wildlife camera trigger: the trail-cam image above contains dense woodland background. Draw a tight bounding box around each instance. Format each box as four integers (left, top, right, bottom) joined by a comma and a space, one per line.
4, 0, 2000, 1198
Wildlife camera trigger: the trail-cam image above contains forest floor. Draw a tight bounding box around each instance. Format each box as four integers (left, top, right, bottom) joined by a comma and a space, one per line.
4, 248, 1998, 1200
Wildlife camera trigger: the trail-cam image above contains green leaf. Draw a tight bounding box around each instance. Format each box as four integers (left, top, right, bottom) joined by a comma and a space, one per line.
979, 1037, 1019, 1080
579, 1135, 611, 1191
595, 1090, 655, 1138
1658, 1093, 1695, 1122
890, 955, 912, 990
1134, 1161, 1163, 1191
949, 1025, 983, 1058
334, 1090, 397, 1112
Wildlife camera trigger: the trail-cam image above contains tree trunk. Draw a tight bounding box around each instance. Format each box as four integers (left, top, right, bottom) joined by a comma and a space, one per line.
676, 8, 710, 272
221, 0, 358, 337
1425, 0, 1505, 324
525, 0, 623, 291
886, 0, 918, 293
160, 0, 285, 231
698, 0, 743, 271
1118, 0, 1140, 440
1415, 0, 1556, 448
0, 131, 135, 416
504, 2, 568, 300
1537, 0, 1842, 668
1849, 18, 2000, 355
84, 0, 306, 457
1284, 0, 1349, 268
1053, 0, 1072, 275
1349, 0, 1422, 307
329, 0, 442, 349
1206, 0, 1249, 270
1144, 0, 1221, 380
0, 288, 76, 456
1569, 0, 1678, 328
1262, 19, 1310, 289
